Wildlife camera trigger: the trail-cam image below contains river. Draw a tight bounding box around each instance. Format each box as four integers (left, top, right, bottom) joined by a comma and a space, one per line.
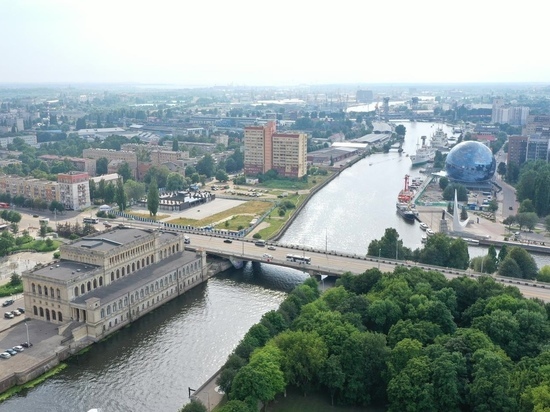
1, 121, 548, 411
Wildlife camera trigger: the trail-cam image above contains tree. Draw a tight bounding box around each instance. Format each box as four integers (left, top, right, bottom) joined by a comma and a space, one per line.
10, 273, 21, 286
538, 265, 550, 283
75, 117, 86, 130
216, 169, 229, 182
49, 201, 64, 214
498, 257, 522, 278
116, 178, 127, 212
460, 206, 468, 221
519, 199, 535, 213
230, 345, 285, 408
320, 355, 345, 406
117, 162, 133, 182
166, 173, 186, 191
368, 228, 412, 260
487, 199, 498, 213
442, 184, 468, 201
507, 247, 538, 279
124, 180, 146, 204
196, 154, 215, 178
516, 212, 538, 231
439, 176, 449, 191
39, 222, 48, 238
272, 330, 328, 395
96, 157, 109, 175
172, 138, 179, 152
497, 161, 507, 178
147, 178, 159, 217
178, 399, 207, 412
395, 124, 407, 137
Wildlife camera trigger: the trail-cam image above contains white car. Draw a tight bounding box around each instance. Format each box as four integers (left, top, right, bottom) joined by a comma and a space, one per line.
0, 352, 10, 359
12, 345, 24, 352
262, 253, 273, 260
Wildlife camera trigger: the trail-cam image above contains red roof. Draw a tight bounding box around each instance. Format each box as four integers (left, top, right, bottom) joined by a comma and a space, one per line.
472, 134, 496, 142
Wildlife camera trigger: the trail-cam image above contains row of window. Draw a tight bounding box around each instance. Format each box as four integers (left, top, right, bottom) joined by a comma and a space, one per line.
31, 284, 61, 299
109, 241, 156, 265
33, 306, 63, 322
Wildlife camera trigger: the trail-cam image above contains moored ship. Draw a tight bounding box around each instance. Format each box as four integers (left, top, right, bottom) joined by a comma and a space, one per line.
396, 203, 416, 222
430, 127, 449, 150
410, 135, 435, 167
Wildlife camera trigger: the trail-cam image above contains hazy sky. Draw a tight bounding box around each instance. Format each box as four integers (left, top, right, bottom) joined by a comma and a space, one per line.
1, 0, 548, 86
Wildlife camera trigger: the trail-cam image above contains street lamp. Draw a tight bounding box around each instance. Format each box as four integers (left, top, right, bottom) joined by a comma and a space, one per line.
25, 321, 30, 345
378, 248, 381, 269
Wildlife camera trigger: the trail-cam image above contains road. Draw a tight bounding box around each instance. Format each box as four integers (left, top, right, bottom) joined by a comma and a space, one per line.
176, 232, 550, 302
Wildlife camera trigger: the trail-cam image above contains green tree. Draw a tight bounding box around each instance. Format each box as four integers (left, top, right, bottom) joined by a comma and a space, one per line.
516, 212, 538, 231
10, 273, 21, 286
39, 222, 48, 238
178, 399, 207, 412
498, 257, 522, 278
368, 228, 412, 260
442, 184, 468, 201
172, 138, 179, 152
395, 124, 407, 137
117, 162, 133, 182
75, 117, 86, 130
319, 355, 345, 406
538, 265, 550, 283
273, 330, 328, 395
147, 178, 159, 217
116, 178, 127, 212
508, 247, 538, 279
439, 176, 449, 191
460, 206, 468, 221
104, 182, 116, 203
216, 169, 229, 182
166, 173, 186, 191
96, 157, 109, 175
497, 161, 507, 178
519, 199, 536, 213
387, 356, 435, 412
196, 154, 215, 177
124, 180, 146, 204
230, 345, 285, 408
487, 199, 498, 213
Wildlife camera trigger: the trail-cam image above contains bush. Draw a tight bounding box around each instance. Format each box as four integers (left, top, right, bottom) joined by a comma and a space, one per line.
53, 251, 61, 259
253, 233, 262, 239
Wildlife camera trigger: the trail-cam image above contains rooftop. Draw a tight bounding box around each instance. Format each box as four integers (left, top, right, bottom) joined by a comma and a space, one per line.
72, 251, 198, 305
31, 260, 100, 282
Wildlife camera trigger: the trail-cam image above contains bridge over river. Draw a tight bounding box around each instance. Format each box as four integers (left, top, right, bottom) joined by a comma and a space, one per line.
185, 233, 550, 302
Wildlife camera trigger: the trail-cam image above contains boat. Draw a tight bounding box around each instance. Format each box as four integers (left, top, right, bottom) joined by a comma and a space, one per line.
419, 222, 429, 231
410, 135, 435, 167
462, 237, 480, 246
426, 228, 435, 236
396, 202, 416, 223
397, 175, 415, 203
430, 127, 449, 150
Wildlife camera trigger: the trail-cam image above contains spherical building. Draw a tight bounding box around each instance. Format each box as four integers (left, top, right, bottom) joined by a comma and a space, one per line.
445, 141, 496, 183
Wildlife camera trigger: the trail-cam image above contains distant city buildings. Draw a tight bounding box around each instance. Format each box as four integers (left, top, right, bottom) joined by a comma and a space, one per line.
244, 122, 307, 178
507, 114, 550, 167
491, 98, 529, 125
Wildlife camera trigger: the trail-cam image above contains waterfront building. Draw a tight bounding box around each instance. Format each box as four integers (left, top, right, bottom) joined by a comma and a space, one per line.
244, 121, 276, 175
272, 132, 307, 178
21, 227, 205, 341
244, 122, 307, 178
57, 171, 91, 211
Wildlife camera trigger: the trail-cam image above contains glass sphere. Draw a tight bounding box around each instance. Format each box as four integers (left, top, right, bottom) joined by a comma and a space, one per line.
445, 141, 496, 183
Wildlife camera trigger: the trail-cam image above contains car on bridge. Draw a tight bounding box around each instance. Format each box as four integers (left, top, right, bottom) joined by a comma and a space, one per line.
223, 239, 232, 244
267, 246, 276, 250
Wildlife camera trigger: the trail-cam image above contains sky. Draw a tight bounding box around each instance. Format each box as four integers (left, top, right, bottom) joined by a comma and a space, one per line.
1, 0, 549, 86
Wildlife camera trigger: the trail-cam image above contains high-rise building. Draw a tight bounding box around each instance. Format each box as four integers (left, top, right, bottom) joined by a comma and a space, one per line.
244, 122, 276, 176
57, 171, 91, 211
524, 115, 550, 136
491, 98, 505, 123
507, 135, 529, 166
272, 132, 307, 178
244, 122, 307, 178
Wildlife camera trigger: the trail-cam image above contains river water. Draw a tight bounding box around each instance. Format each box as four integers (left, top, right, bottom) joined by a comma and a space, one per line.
2, 121, 548, 411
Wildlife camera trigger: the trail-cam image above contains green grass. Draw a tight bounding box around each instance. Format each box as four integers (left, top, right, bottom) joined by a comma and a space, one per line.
214, 215, 254, 231
258, 174, 332, 191
0, 363, 68, 402
166, 201, 273, 227
10, 239, 61, 253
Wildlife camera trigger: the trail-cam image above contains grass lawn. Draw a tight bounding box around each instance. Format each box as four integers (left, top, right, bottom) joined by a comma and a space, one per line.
214, 215, 253, 231
166, 201, 274, 227
10, 239, 61, 253
257, 173, 333, 191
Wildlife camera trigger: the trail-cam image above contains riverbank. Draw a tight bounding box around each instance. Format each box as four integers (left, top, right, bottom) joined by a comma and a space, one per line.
0, 257, 233, 397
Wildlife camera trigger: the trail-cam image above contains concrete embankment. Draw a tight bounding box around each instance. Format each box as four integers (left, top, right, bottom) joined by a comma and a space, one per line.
272, 154, 368, 242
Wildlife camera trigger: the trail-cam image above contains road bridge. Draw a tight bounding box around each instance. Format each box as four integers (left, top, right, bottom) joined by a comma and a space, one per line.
179, 232, 550, 302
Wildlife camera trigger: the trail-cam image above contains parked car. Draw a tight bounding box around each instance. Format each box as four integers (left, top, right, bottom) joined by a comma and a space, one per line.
17, 307, 25, 313
0, 352, 11, 359
12, 310, 21, 316
4, 312, 14, 319
223, 239, 232, 244
4, 348, 17, 356
21, 342, 33, 348
2, 299, 14, 307
33, 214, 39, 218
267, 246, 276, 251
12, 345, 24, 352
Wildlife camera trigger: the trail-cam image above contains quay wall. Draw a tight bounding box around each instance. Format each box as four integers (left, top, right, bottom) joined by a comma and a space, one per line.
0, 257, 232, 396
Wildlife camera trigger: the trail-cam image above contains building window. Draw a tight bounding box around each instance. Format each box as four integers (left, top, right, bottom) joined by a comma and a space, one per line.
39, 307, 44, 317
122, 267, 125, 276
116, 269, 120, 279
107, 306, 111, 315
43, 286, 47, 296
58, 312, 63, 322
74, 286, 79, 297
118, 300, 122, 310
93, 279, 97, 289
32, 283, 36, 293
131, 295, 134, 304
101, 309, 105, 318
56, 289, 61, 299
87, 282, 91, 292
142, 258, 145, 267
111, 272, 114, 281
52, 311, 57, 321
81, 284, 85, 294
99, 276, 103, 286
33, 306, 37, 316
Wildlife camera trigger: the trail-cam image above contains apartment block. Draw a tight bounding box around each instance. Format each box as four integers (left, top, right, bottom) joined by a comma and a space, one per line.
57, 171, 91, 211
507, 135, 528, 166
524, 115, 550, 136
244, 122, 276, 176
0, 176, 59, 204
272, 132, 307, 178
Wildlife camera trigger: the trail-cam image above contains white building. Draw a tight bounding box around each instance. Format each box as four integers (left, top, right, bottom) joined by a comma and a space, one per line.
57, 172, 91, 211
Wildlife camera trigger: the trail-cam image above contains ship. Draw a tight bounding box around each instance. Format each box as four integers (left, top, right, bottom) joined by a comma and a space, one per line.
397, 175, 415, 203
396, 202, 416, 222
430, 127, 449, 150
410, 135, 435, 167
